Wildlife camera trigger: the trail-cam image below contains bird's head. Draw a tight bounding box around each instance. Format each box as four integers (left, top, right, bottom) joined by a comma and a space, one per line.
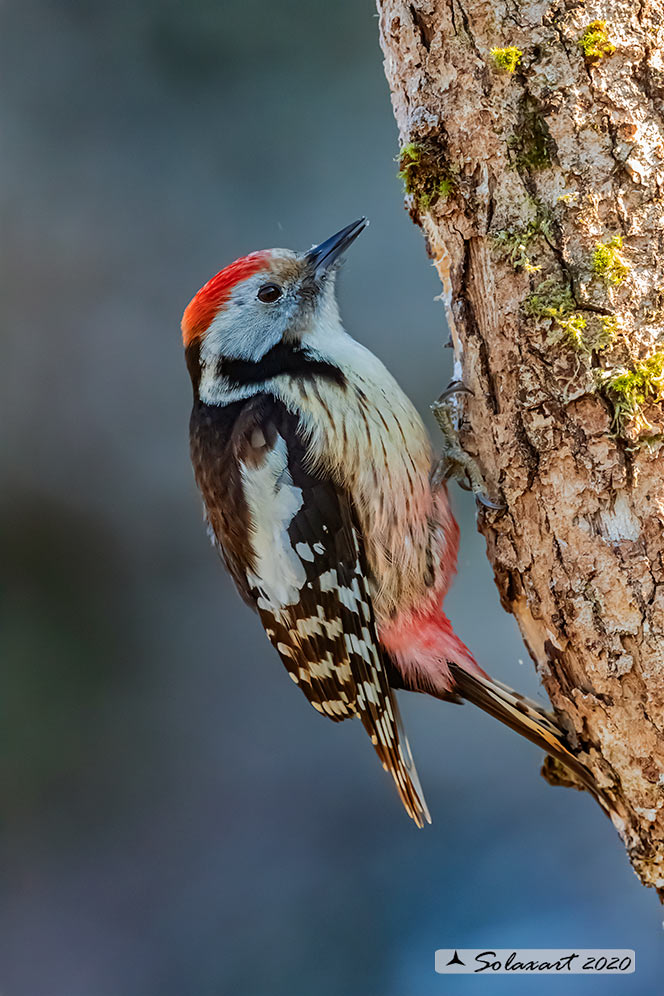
182, 218, 368, 399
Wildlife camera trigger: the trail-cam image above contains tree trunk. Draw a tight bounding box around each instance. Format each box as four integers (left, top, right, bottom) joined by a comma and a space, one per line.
377, 0, 664, 894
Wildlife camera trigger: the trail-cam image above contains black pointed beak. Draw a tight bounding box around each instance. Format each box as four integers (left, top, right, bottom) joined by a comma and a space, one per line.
304, 218, 369, 277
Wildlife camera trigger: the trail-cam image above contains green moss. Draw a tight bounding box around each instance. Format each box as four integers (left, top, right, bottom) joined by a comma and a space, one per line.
490, 46, 523, 73
592, 236, 629, 286
507, 99, 551, 171
399, 142, 420, 165
598, 314, 621, 341
397, 141, 456, 212
525, 278, 575, 320
438, 177, 455, 198
600, 352, 664, 433
555, 312, 589, 351
578, 21, 616, 61
525, 279, 585, 348
491, 212, 552, 272
525, 278, 618, 353
493, 236, 541, 272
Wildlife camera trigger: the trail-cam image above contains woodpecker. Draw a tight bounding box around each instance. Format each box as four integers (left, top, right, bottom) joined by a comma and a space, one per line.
182, 218, 603, 826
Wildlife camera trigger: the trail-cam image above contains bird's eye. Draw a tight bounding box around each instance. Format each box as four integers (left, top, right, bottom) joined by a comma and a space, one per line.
257, 283, 282, 303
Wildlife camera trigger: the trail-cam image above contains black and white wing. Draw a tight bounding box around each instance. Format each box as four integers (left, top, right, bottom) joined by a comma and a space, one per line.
192, 395, 430, 827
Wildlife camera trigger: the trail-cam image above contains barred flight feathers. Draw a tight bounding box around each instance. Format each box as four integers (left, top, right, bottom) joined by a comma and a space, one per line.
191, 395, 430, 826
250, 406, 430, 827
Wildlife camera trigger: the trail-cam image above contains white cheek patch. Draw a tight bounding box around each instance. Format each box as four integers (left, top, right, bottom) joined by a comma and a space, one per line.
205, 308, 283, 363
198, 261, 301, 374
241, 434, 306, 609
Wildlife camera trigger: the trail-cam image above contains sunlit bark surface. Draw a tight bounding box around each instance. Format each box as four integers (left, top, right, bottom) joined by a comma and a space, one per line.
379, 0, 664, 894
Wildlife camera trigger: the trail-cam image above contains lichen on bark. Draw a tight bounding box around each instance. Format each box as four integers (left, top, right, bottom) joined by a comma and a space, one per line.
378, 0, 664, 895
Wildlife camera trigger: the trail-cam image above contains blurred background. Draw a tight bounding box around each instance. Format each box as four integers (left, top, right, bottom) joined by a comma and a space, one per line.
1, 1, 661, 993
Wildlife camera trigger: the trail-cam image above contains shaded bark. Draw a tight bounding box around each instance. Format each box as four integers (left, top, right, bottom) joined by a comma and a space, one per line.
378, 0, 664, 894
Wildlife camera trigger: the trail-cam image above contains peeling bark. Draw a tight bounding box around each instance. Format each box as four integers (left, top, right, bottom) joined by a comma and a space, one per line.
378, 0, 664, 894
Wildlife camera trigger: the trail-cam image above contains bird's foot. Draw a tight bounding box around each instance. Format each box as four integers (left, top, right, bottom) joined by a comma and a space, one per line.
430, 382, 505, 511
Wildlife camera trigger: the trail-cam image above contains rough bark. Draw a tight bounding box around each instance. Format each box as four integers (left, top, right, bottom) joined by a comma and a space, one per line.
377, 0, 664, 894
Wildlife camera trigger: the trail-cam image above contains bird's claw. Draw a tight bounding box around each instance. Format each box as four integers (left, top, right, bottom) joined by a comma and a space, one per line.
458, 477, 506, 509
475, 491, 506, 511
430, 385, 506, 512
434, 379, 475, 405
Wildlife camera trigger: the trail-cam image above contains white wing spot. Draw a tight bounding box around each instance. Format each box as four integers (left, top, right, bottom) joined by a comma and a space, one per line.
339, 585, 361, 611
319, 569, 337, 592
334, 660, 352, 682
307, 655, 336, 680
296, 616, 324, 638
241, 434, 306, 608
315, 607, 344, 638
375, 715, 392, 745
363, 680, 380, 705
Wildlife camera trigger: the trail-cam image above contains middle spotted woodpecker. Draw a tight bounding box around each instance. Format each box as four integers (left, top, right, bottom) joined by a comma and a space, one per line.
182, 218, 607, 825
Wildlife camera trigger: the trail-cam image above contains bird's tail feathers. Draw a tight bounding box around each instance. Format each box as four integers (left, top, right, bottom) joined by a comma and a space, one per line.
390, 697, 431, 828
448, 663, 612, 814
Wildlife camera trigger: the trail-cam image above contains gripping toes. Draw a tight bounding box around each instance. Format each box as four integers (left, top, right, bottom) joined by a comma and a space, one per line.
430, 382, 505, 511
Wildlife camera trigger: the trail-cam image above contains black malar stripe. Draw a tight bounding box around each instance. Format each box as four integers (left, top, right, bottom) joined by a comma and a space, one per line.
216, 342, 347, 388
